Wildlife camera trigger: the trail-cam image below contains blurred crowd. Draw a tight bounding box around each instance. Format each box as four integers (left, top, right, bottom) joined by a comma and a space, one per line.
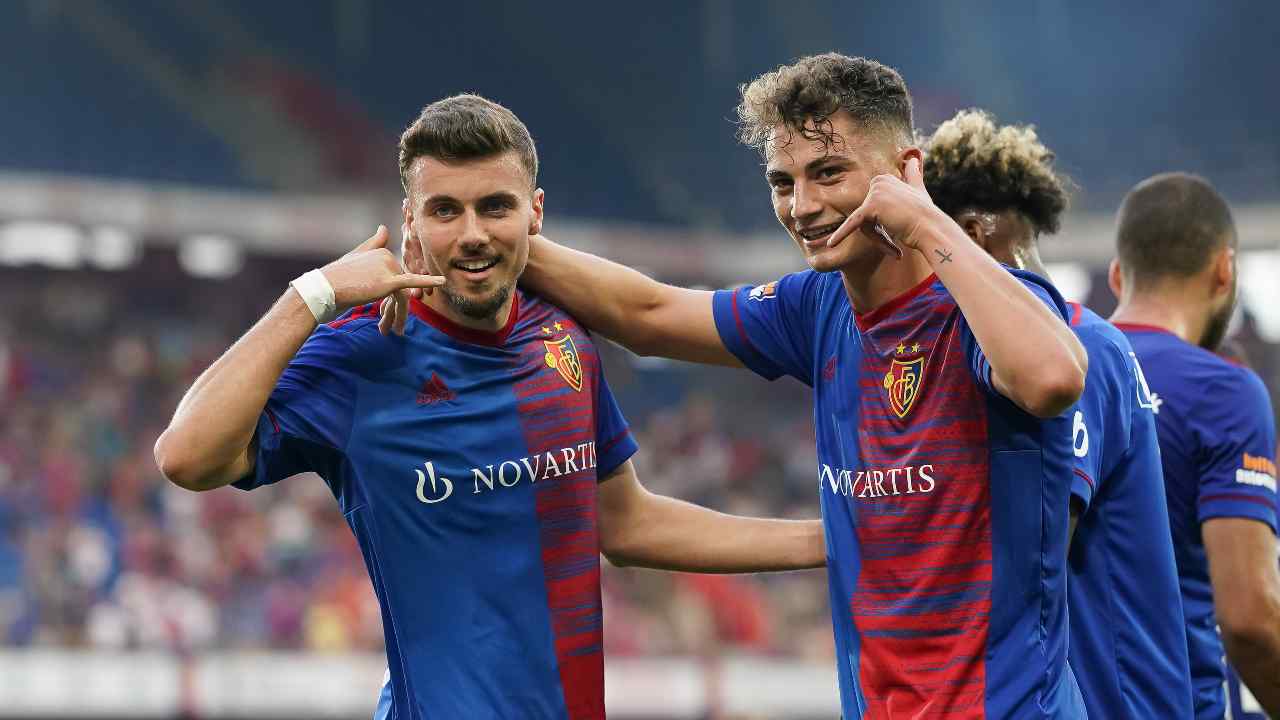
0, 255, 832, 660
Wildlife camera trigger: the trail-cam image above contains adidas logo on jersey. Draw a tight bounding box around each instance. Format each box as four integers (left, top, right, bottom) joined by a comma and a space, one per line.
417, 373, 456, 405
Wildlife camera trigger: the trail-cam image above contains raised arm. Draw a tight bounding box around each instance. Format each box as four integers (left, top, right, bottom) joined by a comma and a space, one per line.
1205, 518, 1280, 716
830, 156, 1086, 417
154, 226, 443, 491
596, 460, 825, 573
522, 235, 740, 366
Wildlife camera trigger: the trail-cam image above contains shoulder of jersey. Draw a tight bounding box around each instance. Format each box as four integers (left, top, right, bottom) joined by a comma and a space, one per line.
1126, 325, 1263, 391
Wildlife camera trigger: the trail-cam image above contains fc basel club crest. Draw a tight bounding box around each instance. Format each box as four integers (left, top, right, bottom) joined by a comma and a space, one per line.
883, 349, 926, 418
543, 333, 583, 392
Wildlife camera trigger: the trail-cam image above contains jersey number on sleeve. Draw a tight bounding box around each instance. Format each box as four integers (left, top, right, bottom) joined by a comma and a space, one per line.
1072, 410, 1089, 458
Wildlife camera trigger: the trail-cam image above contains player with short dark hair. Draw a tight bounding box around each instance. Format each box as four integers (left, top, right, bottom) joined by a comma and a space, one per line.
1110, 172, 1280, 718
488, 53, 1089, 718
154, 93, 826, 720
923, 108, 1194, 718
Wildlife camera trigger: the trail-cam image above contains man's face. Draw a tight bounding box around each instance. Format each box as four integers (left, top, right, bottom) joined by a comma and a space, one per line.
404, 151, 542, 321
764, 111, 901, 273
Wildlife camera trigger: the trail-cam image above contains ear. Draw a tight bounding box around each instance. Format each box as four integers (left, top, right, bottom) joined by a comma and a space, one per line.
402, 197, 413, 232
529, 188, 545, 236
896, 146, 924, 181
1212, 246, 1236, 297
1108, 258, 1124, 302
958, 216, 987, 251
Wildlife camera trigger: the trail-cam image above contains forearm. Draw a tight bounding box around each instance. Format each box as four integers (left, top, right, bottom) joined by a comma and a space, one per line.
156, 288, 317, 489
524, 236, 732, 365
604, 491, 825, 573
915, 224, 1086, 415
1223, 623, 1280, 716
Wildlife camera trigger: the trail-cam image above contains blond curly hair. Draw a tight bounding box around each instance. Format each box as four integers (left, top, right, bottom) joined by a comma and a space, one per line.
923, 109, 1069, 235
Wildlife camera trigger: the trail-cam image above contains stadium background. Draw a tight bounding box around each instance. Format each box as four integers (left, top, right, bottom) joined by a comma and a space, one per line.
1, 1, 1278, 717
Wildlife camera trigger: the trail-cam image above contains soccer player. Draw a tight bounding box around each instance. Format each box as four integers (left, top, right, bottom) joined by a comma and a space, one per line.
479, 54, 1090, 718
922, 109, 1193, 718
1109, 172, 1280, 718
153, 94, 826, 720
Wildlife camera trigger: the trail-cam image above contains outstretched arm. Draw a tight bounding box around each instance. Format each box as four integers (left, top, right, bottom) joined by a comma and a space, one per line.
830, 156, 1086, 417
596, 460, 825, 573
1205, 517, 1280, 716
154, 226, 443, 491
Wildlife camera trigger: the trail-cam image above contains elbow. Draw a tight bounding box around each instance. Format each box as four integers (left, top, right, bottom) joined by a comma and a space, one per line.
1021, 363, 1086, 418
1219, 593, 1280, 662
153, 431, 218, 492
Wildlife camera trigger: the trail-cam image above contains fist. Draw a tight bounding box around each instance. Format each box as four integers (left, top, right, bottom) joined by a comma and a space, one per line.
827, 156, 949, 255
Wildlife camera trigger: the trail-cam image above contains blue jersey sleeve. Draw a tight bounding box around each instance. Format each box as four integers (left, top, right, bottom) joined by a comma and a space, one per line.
711, 271, 823, 385
1194, 366, 1279, 533
594, 363, 638, 480
1068, 330, 1135, 511
233, 318, 367, 491
959, 269, 1072, 397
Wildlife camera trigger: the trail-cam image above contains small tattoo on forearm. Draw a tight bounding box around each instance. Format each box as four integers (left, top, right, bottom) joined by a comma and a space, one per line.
935, 248, 953, 264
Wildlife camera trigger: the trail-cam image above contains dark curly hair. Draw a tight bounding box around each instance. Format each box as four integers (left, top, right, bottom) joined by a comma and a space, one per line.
398, 93, 538, 193
922, 109, 1069, 235
736, 53, 914, 158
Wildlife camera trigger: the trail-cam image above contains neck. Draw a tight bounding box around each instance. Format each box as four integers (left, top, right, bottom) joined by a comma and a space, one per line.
1110, 287, 1209, 346
422, 287, 514, 333
1008, 242, 1049, 279
839, 250, 934, 314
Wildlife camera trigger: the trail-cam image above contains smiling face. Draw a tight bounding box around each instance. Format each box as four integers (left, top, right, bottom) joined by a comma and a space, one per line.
764, 111, 903, 273
403, 151, 543, 324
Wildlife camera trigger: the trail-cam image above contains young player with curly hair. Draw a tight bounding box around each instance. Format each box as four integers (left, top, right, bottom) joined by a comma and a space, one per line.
923, 109, 1194, 719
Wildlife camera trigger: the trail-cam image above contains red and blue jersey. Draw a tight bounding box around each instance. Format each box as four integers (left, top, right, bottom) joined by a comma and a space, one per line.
1063, 304, 1193, 717
234, 291, 637, 720
713, 269, 1084, 719
1119, 323, 1278, 720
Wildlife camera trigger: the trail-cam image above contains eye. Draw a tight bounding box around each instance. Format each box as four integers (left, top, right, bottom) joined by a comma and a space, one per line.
480, 198, 515, 215
768, 176, 793, 192
430, 204, 459, 219
817, 165, 845, 180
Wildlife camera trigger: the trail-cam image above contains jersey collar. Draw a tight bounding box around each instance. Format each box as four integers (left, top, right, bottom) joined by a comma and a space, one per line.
854, 273, 938, 331
409, 292, 520, 347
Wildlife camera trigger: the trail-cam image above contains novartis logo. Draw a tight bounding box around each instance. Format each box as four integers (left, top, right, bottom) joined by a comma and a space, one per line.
413, 442, 599, 504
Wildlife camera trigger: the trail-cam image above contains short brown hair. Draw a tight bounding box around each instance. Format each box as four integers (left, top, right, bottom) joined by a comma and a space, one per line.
1116, 172, 1236, 289
398, 93, 539, 193
736, 53, 914, 158
923, 109, 1069, 235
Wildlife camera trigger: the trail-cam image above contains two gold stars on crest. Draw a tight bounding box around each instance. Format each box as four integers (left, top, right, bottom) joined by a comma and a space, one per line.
541, 322, 565, 335
895, 342, 922, 355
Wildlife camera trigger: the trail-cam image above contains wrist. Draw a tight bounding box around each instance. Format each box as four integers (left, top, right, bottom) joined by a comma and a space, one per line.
289, 268, 338, 324
910, 213, 966, 261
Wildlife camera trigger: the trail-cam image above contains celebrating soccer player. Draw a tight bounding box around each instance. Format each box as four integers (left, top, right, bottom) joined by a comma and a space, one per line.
1109, 172, 1280, 718
922, 109, 1194, 717
154, 94, 826, 720
493, 54, 1089, 718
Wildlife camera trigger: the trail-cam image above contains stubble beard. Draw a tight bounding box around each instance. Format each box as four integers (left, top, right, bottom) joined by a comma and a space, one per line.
443, 282, 512, 321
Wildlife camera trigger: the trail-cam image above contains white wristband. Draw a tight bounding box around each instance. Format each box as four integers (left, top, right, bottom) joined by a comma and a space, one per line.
289, 269, 338, 324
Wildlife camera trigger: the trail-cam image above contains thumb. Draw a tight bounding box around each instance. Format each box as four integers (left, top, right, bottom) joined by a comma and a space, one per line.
355, 225, 390, 252
904, 156, 926, 192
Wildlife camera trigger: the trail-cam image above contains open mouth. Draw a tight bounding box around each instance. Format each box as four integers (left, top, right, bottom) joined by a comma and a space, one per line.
451, 256, 500, 278
797, 221, 845, 246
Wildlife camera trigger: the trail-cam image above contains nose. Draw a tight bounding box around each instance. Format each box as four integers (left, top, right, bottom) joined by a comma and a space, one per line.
458, 209, 490, 251
792, 180, 822, 224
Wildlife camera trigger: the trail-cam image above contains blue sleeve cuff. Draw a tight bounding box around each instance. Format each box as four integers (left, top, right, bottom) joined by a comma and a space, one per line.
711, 289, 784, 381
597, 429, 639, 481
1070, 468, 1096, 512
232, 411, 282, 492
1199, 492, 1279, 535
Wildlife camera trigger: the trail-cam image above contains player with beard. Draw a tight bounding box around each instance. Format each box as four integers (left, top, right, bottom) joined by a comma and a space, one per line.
405, 55, 1090, 719
1109, 172, 1280, 719
154, 94, 826, 720
922, 109, 1193, 718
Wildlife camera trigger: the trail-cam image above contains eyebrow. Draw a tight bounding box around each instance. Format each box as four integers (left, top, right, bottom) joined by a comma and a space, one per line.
420, 190, 521, 209
765, 152, 854, 181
